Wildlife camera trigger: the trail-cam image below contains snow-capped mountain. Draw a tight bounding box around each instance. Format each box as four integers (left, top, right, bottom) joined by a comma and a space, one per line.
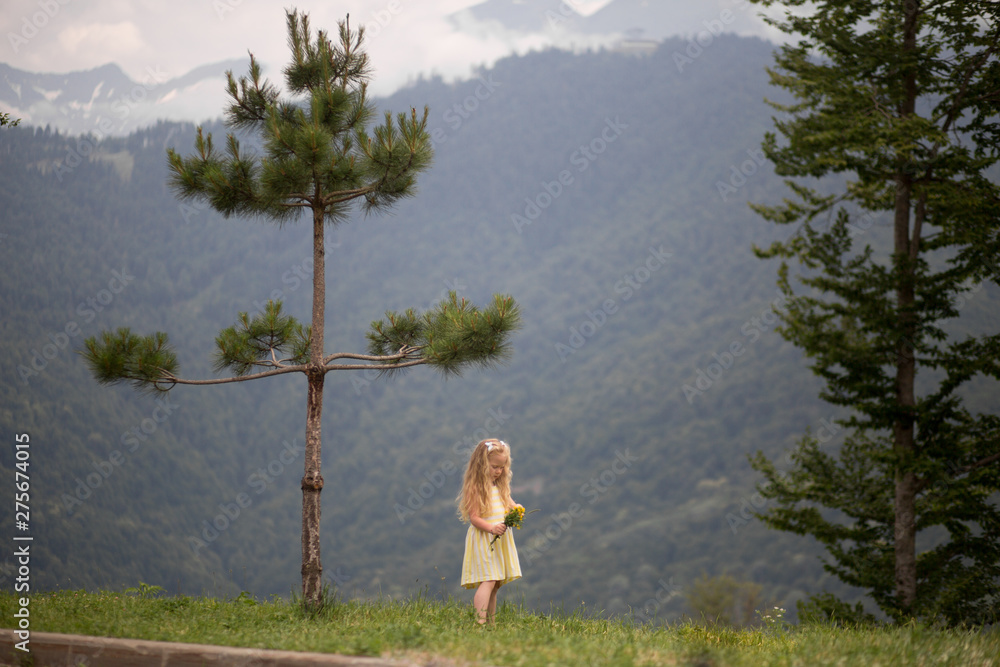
0, 59, 244, 136
1, 0, 774, 136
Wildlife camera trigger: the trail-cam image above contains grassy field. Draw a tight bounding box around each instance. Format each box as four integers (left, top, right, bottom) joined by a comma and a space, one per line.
2, 589, 998, 666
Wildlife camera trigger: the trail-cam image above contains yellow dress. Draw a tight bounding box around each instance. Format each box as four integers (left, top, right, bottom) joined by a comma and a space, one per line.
461, 485, 522, 589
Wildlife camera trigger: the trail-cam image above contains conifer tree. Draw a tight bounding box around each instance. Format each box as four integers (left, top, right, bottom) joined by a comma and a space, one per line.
81, 11, 521, 611
746, 0, 1000, 624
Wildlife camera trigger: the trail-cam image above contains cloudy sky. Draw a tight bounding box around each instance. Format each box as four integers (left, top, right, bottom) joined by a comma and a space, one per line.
3, 1, 613, 94
2, 0, 780, 98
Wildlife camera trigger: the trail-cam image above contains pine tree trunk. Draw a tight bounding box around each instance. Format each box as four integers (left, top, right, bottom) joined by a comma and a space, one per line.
301, 203, 327, 611
302, 370, 325, 609
892, 0, 921, 615
893, 184, 919, 616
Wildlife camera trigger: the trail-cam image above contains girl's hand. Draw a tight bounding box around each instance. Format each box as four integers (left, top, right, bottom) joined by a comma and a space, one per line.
492, 523, 507, 536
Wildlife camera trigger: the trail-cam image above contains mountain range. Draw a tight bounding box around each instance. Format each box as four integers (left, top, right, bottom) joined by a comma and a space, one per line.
1, 0, 775, 136
0, 59, 243, 136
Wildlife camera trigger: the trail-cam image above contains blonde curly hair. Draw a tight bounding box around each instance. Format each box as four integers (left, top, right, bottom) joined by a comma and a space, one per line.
457, 439, 513, 523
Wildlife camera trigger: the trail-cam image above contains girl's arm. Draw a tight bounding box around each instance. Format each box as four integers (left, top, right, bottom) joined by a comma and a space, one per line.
470, 510, 506, 536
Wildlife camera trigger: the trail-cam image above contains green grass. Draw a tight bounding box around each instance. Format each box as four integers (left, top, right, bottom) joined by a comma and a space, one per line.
2, 589, 999, 666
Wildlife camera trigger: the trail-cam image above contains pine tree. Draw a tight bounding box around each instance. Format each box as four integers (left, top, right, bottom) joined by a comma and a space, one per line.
81, 11, 521, 611
746, 0, 1000, 624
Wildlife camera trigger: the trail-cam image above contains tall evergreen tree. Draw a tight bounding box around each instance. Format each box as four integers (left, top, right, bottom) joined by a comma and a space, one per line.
81, 11, 521, 611
746, 0, 1000, 624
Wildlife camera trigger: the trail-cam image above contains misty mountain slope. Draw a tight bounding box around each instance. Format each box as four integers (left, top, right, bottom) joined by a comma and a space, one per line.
0, 60, 243, 136
4, 35, 993, 621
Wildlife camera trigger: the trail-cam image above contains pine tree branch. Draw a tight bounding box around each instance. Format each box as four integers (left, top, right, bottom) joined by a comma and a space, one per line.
155, 364, 308, 389
916, 450, 1000, 495
324, 358, 428, 372
321, 186, 374, 206
910, 193, 925, 262
224, 53, 280, 131
937, 25, 1000, 137
322, 348, 421, 364
950, 451, 1000, 480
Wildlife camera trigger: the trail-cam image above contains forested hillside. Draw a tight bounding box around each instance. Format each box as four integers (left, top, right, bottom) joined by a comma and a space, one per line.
2, 34, 996, 622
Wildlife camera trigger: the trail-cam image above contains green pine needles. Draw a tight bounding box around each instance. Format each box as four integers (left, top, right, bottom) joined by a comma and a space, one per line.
213, 300, 311, 377
165, 11, 432, 225
368, 293, 521, 376
83, 329, 178, 392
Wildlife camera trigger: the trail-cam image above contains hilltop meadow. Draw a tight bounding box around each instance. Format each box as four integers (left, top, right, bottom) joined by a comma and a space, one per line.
3, 590, 999, 666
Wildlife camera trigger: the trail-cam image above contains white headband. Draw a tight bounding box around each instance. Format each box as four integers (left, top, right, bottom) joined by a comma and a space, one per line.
485, 440, 507, 452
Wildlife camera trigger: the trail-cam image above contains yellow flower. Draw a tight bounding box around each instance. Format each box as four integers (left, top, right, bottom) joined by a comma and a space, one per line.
490, 505, 538, 550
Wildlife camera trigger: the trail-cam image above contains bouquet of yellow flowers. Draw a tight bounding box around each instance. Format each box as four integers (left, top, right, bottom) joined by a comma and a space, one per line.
490, 504, 537, 550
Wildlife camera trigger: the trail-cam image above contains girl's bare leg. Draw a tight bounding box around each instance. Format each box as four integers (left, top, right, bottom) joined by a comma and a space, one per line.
487, 584, 500, 623
473, 581, 497, 625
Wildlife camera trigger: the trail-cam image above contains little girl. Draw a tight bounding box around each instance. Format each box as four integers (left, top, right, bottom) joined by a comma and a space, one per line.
457, 438, 522, 625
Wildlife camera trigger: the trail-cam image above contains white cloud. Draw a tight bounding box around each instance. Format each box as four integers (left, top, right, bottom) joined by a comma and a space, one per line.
2, 0, 608, 90
2, 0, 779, 101
57, 21, 144, 61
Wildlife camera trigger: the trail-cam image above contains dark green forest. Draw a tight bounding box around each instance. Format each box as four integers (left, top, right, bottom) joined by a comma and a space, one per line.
1, 35, 996, 623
